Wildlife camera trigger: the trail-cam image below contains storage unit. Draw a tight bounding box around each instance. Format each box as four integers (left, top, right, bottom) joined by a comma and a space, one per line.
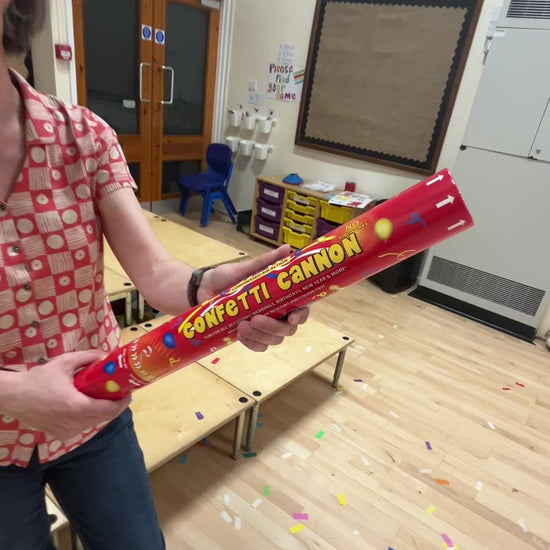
250, 176, 368, 247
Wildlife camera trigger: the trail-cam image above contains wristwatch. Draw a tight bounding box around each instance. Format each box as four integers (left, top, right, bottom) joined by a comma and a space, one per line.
187, 266, 214, 307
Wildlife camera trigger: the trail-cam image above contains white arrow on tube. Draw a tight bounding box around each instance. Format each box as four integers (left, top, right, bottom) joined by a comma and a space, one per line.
447, 220, 466, 231
436, 195, 455, 209
426, 174, 444, 186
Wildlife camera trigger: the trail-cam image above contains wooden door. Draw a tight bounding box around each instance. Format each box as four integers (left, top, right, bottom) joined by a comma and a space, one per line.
72, 0, 219, 203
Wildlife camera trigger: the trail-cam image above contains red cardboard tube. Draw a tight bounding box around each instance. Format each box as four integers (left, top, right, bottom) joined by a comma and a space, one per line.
75, 169, 473, 399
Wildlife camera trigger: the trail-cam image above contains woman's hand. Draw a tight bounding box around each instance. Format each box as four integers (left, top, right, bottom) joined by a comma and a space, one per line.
199, 245, 310, 352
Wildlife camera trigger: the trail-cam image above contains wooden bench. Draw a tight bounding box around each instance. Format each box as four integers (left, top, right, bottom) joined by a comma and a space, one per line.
117, 326, 252, 468
47, 495, 71, 548
137, 315, 353, 452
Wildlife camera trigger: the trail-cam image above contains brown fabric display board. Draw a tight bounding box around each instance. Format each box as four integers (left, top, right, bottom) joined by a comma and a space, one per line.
296, 0, 482, 174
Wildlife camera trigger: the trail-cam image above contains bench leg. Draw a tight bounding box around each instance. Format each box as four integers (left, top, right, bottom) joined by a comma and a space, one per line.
245, 403, 260, 452
232, 412, 246, 460
138, 293, 145, 323
70, 526, 80, 550
125, 293, 132, 327
331, 349, 347, 388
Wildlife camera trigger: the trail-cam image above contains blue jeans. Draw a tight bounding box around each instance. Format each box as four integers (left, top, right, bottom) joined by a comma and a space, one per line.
0, 409, 165, 550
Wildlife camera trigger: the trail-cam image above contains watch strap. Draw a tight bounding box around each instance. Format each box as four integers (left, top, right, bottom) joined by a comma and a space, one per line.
187, 266, 214, 307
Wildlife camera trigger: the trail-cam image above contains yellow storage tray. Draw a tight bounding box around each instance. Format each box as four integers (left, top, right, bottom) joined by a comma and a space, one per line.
284, 208, 314, 226
286, 198, 316, 217
320, 200, 353, 224
283, 226, 312, 248
287, 191, 318, 209
283, 217, 313, 236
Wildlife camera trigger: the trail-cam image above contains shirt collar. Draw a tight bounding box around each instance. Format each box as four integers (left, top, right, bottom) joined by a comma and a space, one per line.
10, 69, 57, 146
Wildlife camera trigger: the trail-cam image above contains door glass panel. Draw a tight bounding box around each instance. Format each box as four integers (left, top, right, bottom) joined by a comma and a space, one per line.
163, 2, 207, 135
162, 161, 201, 195
127, 163, 140, 191
82, 0, 139, 135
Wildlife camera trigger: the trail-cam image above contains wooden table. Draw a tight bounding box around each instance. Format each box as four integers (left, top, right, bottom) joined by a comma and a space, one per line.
197, 318, 353, 451
104, 267, 136, 327
47, 496, 71, 548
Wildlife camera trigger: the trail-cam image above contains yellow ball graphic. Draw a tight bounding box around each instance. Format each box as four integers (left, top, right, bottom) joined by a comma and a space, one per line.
374, 218, 393, 241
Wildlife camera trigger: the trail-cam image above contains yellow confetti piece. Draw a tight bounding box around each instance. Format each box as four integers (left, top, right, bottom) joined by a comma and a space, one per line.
290, 524, 304, 535
337, 493, 347, 506
427, 506, 436, 515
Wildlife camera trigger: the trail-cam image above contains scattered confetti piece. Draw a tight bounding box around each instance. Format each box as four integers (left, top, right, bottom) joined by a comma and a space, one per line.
211, 357, 220, 364
353, 529, 360, 535
516, 382, 525, 388
223, 494, 230, 505
221, 511, 232, 524
502, 387, 511, 391
258, 412, 264, 418
519, 519, 528, 533
475, 481, 483, 492
332, 424, 342, 432
337, 386, 345, 391
420, 469, 432, 474
290, 524, 304, 535
315, 430, 325, 439
282, 452, 292, 460
488, 421, 496, 430
378, 334, 384, 339
179, 454, 188, 464
427, 506, 436, 515
256, 422, 263, 428
441, 534, 454, 547
234, 517, 241, 531
292, 513, 309, 520
337, 494, 347, 506
389, 411, 399, 418
195, 411, 204, 420
361, 383, 368, 391
305, 346, 312, 353
244, 452, 257, 458
393, 325, 398, 329
425, 441, 432, 450
250, 498, 262, 509
263, 485, 270, 496
353, 379, 363, 383
436, 479, 451, 486
200, 438, 208, 446
361, 457, 370, 467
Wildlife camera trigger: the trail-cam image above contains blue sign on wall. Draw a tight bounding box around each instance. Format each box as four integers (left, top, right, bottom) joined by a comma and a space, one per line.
141, 24, 152, 41
155, 29, 166, 45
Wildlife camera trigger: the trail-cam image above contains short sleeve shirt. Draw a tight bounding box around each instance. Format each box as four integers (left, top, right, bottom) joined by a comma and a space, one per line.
0, 71, 137, 467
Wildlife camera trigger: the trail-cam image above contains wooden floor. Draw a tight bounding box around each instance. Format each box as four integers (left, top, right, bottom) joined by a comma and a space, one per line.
64, 208, 550, 550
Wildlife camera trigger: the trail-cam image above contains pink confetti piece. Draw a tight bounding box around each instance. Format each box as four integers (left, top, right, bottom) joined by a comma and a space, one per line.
516, 382, 525, 388
211, 357, 220, 365
441, 534, 453, 547
292, 513, 309, 520
502, 387, 511, 391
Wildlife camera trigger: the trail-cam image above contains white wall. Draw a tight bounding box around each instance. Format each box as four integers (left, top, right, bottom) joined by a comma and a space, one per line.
31, 0, 75, 103
224, 0, 501, 209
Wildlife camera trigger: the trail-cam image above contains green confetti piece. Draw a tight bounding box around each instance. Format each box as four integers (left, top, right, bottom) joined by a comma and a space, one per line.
263, 485, 270, 496
243, 452, 257, 458
315, 430, 325, 439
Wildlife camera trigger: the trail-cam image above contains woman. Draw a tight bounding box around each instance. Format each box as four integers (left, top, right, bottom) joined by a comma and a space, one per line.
0, 2, 308, 549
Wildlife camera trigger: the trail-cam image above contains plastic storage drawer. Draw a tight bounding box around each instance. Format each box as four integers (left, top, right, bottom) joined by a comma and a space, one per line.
258, 181, 285, 205
287, 191, 318, 209
283, 226, 312, 248
315, 217, 340, 238
256, 197, 283, 222
286, 198, 316, 217
319, 200, 353, 224
284, 207, 314, 226
254, 215, 280, 241
282, 217, 313, 236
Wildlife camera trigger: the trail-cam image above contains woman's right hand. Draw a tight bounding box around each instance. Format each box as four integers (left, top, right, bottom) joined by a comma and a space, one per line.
3, 350, 131, 441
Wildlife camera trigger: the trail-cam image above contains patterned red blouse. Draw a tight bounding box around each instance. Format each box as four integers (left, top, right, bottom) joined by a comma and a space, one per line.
0, 71, 136, 467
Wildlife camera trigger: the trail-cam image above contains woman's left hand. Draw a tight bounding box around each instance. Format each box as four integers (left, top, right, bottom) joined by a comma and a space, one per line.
199, 245, 310, 352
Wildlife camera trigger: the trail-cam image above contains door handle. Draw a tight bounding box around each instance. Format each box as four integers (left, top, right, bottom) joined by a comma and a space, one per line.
139, 62, 151, 103
160, 65, 174, 105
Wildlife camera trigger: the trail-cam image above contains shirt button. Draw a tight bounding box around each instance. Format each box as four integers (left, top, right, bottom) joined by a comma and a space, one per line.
24, 284, 32, 291
0, 204, 6, 211
12, 245, 21, 254
31, 321, 40, 328
37, 358, 47, 365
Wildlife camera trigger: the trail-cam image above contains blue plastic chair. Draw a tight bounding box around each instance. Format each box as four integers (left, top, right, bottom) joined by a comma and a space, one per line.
178, 143, 237, 227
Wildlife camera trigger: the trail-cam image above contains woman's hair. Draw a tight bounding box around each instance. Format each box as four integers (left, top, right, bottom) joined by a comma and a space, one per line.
3, 0, 45, 54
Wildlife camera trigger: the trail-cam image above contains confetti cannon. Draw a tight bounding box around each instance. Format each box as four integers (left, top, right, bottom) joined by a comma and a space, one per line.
75, 169, 473, 399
